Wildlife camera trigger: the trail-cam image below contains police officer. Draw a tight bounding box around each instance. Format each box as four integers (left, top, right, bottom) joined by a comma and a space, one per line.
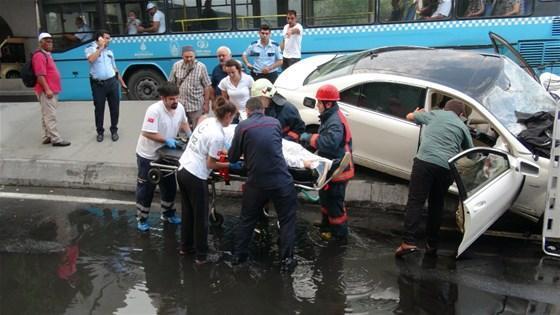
85, 30, 127, 142
242, 24, 283, 83
251, 78, 305, 142
300, 84, 354, 241
228, 97, 298, 272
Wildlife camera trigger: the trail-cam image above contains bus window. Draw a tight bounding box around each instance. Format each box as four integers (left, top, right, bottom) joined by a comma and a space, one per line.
235, 0, 301, 30
492, 0, 525, 16
42, 0, 96, 50
379, 0, 419, 22
305, 0, 375, 26
169, 0, 232, 32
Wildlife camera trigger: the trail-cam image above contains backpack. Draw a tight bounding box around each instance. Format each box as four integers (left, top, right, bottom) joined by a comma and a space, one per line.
21, 50, 47, 88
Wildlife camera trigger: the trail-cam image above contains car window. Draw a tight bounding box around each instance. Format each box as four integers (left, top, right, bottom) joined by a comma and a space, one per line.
452, 151, 510, 198
341, 82, 426, 119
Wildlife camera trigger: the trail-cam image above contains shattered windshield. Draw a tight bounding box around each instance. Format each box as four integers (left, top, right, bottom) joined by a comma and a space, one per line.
304, 50, 370, 85
480, 58, 557, 135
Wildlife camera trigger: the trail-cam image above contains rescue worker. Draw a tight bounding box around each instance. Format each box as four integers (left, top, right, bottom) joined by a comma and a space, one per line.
135, 83, 191, 232
228, 97, 298, 272
251, 78, 305, 142
300, 84, 354, 241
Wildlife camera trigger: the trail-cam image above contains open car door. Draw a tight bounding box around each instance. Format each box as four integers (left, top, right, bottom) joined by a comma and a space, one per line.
489, 32, 540, 83
449, 147, 539, 257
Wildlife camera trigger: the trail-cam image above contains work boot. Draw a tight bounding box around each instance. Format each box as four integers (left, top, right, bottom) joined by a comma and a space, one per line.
161, 212, 181, 224
137, 219, 150, 232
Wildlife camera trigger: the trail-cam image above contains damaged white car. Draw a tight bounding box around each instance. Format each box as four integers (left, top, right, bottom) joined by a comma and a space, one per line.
275, 33, 558, 256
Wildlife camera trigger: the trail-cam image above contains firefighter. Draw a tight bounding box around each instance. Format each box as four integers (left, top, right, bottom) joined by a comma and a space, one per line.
300, 84, 354, 241
251, 78, 305, 142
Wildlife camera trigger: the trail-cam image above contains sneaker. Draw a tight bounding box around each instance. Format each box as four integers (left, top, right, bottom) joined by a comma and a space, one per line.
96, 134, 104, 142
137, 220, 150, 232
111, 132, 119, 142
313, 159, 332, 188
161, 213, 181, 224
52, 140, 71, 147
280, 257, 297, 273
42, 138, 51, 145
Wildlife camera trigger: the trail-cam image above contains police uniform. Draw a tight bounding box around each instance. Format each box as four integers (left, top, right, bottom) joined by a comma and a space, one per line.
228, 111, 297, 264
85, 42, 120, 138
243, 40, 282, 83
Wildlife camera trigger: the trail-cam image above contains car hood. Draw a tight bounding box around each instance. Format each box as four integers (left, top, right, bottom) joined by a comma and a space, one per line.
275, 54, 336, 90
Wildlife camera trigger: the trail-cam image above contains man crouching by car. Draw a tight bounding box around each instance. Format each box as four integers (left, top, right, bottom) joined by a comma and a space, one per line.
395, 99, 473, 257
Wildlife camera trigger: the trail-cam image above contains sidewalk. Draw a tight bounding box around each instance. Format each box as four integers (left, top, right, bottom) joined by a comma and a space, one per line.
0, 101, 410, 209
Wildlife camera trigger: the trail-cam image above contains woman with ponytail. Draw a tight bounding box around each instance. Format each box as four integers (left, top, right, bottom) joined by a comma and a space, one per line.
177, 96, 238, 264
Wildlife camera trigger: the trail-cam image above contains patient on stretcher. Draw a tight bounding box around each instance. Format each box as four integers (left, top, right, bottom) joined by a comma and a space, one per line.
223, 125, 349, 188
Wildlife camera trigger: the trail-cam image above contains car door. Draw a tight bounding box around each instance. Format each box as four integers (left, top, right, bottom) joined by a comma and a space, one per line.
339, 82, 425, 178
489, 32, 539, 83
449, 147, 539, 257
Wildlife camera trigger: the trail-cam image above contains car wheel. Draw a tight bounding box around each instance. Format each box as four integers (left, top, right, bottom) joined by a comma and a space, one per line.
127, 69, 165, 100
5, 71, 20, 79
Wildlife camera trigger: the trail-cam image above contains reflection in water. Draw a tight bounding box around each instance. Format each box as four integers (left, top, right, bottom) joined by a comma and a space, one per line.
1, 201, 559, 314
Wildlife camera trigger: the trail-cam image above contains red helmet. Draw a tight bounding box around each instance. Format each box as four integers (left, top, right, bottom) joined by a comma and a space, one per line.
315, 84, 340, 101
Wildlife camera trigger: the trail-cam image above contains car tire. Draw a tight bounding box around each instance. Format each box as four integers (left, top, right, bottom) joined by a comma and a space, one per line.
128, 69, 165, 100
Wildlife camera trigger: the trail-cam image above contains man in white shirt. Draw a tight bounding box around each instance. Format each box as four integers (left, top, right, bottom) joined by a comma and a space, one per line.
429, 0, 452, 19
280, 10, 303, 70
138, 2, 166, 33
135, 83, 191, 232
65, 16, 92, 43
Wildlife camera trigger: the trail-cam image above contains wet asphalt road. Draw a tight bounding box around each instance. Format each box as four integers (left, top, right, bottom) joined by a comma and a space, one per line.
0, 186, 559, 315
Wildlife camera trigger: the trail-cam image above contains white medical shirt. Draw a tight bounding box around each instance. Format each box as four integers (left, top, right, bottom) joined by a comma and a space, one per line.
136, 101, 187, 160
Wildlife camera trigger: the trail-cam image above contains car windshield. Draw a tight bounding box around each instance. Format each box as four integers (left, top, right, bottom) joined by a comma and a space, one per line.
480, 58, 557, 135
304, 50, 371, 85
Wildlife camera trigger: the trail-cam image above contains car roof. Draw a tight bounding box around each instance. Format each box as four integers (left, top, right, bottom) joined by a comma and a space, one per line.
353, 48, 504, 101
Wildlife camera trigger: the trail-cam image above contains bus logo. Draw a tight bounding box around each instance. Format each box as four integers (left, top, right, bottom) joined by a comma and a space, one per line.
197, 40, 209, 49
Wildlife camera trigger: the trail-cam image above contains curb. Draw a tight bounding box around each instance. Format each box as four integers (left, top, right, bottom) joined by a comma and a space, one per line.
0, 158, 411, 210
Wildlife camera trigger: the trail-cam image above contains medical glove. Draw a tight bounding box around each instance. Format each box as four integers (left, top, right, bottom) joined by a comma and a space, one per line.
300, 132, 311, 143
164, 138, 177, 149
229, 161, 244, 172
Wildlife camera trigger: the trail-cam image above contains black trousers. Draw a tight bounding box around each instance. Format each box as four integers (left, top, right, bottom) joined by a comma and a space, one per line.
90, 76, 119, 135
235, 183, 297, 260
177, 169, 209, 260
403, 158, 453, 247
250, 71, 279, 83
319, 181, 348, 238
281, 58, 300, 71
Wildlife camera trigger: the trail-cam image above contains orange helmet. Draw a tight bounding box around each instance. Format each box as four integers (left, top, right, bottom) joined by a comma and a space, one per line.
315, 84, 340, 101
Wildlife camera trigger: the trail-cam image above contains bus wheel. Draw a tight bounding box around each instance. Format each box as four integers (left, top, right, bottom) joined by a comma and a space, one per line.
5, 71, 20, 79
128, 69, 165, 100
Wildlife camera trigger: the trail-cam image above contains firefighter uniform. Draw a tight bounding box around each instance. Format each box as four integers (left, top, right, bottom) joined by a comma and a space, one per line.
306, 84, 354, 240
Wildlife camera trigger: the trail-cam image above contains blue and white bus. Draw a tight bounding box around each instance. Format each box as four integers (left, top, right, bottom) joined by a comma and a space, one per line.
40, 0, 560, 100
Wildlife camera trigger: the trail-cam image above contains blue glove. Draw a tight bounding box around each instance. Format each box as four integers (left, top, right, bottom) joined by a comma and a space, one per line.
229, 161, 244, 172
300, 132, 311, 143
164, 138, 177, 149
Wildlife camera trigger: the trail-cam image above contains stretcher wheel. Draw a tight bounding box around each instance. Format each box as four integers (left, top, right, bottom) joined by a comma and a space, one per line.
147, 168, 161, 184
209, 211, 224, 227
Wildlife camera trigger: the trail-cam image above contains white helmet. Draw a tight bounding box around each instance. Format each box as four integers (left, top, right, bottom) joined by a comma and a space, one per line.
251, 78, 276, 98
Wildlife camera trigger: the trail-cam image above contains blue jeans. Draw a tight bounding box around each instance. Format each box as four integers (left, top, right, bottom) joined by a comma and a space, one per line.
135, 154, 177, 221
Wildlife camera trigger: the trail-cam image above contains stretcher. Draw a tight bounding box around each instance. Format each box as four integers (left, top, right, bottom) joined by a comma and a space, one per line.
146, 139, 325, 227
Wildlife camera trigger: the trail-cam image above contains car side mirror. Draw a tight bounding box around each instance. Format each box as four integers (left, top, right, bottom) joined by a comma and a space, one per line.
303, 97, 316, 109
518, 160, 539, 177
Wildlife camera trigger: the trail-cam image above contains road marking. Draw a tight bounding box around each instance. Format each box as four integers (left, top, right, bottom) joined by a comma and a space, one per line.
0, 192, 136, 205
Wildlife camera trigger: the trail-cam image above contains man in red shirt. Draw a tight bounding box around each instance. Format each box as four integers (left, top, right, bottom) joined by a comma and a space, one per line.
33, 33, 70, 146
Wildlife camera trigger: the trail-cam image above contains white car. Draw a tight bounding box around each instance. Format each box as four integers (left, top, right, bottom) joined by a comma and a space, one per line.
275, 34, 557, 256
